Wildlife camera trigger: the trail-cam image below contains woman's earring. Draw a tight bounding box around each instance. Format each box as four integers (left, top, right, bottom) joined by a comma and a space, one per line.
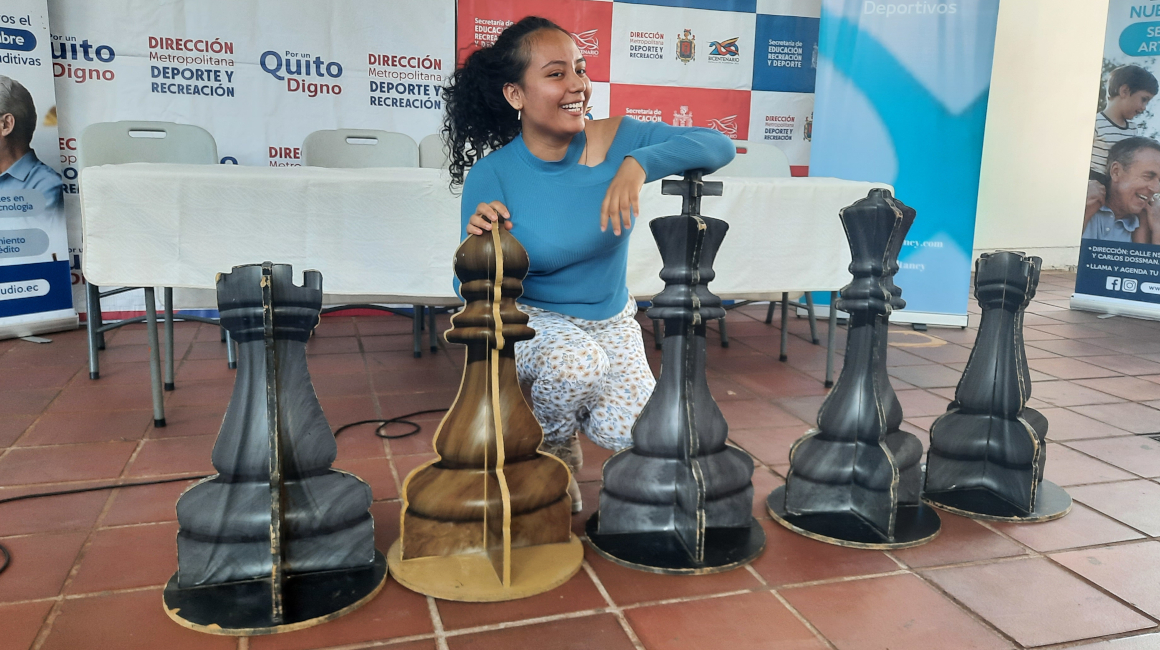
517, 109, 522, 121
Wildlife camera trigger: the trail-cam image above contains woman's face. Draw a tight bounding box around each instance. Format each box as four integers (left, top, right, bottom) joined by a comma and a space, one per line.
507, 29, 591, 139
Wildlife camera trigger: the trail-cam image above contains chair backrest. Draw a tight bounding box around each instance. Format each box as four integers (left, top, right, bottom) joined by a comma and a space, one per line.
80, 121, 218, 167
302, 129, 419, 168
712, 141, 792, 178
418, 133, 450, 170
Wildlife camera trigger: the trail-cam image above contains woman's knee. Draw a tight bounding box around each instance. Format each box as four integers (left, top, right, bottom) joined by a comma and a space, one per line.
540, 340, 610, 394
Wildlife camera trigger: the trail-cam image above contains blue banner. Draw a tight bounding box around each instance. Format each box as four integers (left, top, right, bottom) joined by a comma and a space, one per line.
808, 0, 1000, 323
0, 260, 74, 318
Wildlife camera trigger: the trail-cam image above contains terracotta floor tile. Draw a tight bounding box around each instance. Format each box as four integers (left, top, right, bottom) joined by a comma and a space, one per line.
990, 502, 1144, 552
905, 343, 974, 364
571, 480, 603, 536
896, 389, 952, 417
1024, 346, 1062, 360
0, 490, 108, 537
884, 348, 936, 367
249, 580, 433, 650
773, 395, 826, 426
1086, 355, 1160, 375
1044, 443, 1136, 486
370, 500, 401, 554
887, 364, 964, 389
1052, 541, 1160, 618
306, 336, 361, 355
1032, 381, 1125, 407
85, 361, 153, 385
0, 362, 78, 390
173, 358, 236, 383
729, 426, 806, 467
1031, 323, 1115, 339
717, 400, 807, 430
750, 468, 784, 519
1075, 377, 1160, 402
355, 315, 417, 336
1029, 357, 1123, 380
892, 512, 1027, 568
40, 588, 234, 650
730, 369, 829, 399
1070, 403, 1160, 434
0, 531, 86, 602
626, 590, 826, 650
314, 317, 359, 337
66, 522, 178, 594
1022, 327, 1065, 341
124, 435, 216, 477
145, 405, 225, 439
46, 381, 155, 413
445, 613, 635, 650
1067, 633, 1160, 649
584, 545, 761, 606
94, 343, 152, 364
706, 373, 759, 401
782, 573, 1009, 650
334, 456, 400, 501
304, 352, 366, 375
164, 379, 234, 408
1038, 407, 1130, 441
0, 441, 137, 486
437, 567, 606, 630
101, 479, 195, 526
1066, 436, 1160, 477
1030, 339, 1125, 358
0, 389, 60, 417
1070, 480, 1160, 535
17, 410, 151, 446
0, 414, 33, 447
335, 420, 389, 461
749, 519, 898, 586
379, 391, 459, 421
312, 371, 374, 399
924, 557, 1153, 647
0, 600, 54, 650
1087, 336, 1160, 355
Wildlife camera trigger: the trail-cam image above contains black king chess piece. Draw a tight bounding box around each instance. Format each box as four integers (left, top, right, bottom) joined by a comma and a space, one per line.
924, 251, 1071, 521
586, 170, 765, 574
164, 263, 386, 635
768, 189, 941, 548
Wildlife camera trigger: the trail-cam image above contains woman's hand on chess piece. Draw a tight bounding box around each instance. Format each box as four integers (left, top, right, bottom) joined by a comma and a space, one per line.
601, 156, 646, 236
466, 200, 513, 236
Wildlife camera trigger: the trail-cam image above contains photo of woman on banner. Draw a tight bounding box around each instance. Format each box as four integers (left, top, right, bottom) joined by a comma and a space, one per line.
1084, 136, 1160, 243
0, 75, 62, 212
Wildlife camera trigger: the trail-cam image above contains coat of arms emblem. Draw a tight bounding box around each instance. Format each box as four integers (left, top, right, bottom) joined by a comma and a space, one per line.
804, 113, 813, 142
676, 29, 695, 63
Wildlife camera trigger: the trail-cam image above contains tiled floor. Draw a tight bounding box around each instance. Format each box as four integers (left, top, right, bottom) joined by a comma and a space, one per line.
1, 270, 1159, 649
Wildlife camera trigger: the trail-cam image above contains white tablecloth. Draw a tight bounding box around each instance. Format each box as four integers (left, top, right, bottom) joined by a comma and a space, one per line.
79, 163, 889, 307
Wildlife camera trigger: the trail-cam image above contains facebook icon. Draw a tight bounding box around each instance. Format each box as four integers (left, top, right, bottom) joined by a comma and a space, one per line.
1107, 277, 1122, 291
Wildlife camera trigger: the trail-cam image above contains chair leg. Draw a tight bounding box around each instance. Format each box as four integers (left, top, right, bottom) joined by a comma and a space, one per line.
144, 288, 166, 427
652, 318, 663, 349
85, 282, 101, 380
220, 324, 227, 342
805, 292, 819, 344
779, 292, 789, 362
412, 305, 422, 358
163, 287, 175, 391
764, 301, 775, 325
225, 329, 237, 369
825, 291, 837, 388
94, 291, 106, 350
428, 305, 438, 352
718, 316, 729, 347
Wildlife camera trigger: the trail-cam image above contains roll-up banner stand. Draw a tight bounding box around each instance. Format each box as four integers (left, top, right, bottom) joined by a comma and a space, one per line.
0, 0, 76, 339
1071, 1, 1160, 320
808, 0, 1000, 327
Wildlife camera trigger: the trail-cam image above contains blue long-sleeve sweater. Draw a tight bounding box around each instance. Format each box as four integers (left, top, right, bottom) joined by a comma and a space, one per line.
459, 116, 735, 321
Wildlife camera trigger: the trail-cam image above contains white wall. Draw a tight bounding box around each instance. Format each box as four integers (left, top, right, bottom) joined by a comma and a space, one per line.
974, 0, 1111, 269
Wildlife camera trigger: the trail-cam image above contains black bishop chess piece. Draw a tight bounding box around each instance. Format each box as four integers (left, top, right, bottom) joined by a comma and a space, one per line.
164, 263, 385, 635
767, 189, 941, 549
923, 251, 1071, 522
586, 170, 765, 574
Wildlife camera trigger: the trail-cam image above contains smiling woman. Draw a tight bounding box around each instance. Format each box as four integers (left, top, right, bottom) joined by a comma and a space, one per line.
438, 16, 735, 510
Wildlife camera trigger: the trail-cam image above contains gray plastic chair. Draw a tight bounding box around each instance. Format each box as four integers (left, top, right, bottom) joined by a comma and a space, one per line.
302, 129, 419, 168
418, 133, 450, 169
80, 120, 229, 427
301, 128, 438, 357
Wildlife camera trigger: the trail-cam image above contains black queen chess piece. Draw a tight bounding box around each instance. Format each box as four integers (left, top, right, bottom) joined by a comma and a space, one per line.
768, 189, 941, 549
586, 170, 765, 574
923, 251, 1071, 522
164, 263, 385, 635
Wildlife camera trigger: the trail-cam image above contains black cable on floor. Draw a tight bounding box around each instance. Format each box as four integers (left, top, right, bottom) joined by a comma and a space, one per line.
0, 407, 446, 576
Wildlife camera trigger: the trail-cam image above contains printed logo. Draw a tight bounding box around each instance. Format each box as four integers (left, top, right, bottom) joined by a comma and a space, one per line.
624, 107, 663, 122
672, 106, 694, 127
708, 115, 738, 139
51, 37, 116, 84
709, 37, 739, 57
1124, 278, 1139, 293
804, 114, 813, 142
676, 29, 695, 64
260, 50, 343, 98
1107, 277, 1122, 291
628, 30, 665, 60
147, 36, 236, 98
571, 29, 599, 57
763, 115, 795, 142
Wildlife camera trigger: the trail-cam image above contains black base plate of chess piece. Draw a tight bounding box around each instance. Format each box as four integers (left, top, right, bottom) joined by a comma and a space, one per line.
924, 480, 1071, 523
163, 550, 387, 636
767, 486, 941, 550
585, 513, 765, 575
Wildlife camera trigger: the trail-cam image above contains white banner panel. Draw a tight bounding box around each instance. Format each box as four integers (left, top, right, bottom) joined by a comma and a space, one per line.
610, 3, 756, 90
748, 90, 813, 168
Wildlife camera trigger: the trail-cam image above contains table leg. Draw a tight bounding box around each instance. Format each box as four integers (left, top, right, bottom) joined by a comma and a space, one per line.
226, 329, 237, 369
144, 288, 167, 427
164, 287, 175, 391
412, 305, 422, 358
86, 282, 101, 380
428, 305, 438, 352
779, 293, 789, 362
718, 317, 729, 348
825, 291, 837, 388
652, 318, 663, 349
805, 292, 819, 344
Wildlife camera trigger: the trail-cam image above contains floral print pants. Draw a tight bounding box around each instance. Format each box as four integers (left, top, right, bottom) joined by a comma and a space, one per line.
516, 298, 656, 451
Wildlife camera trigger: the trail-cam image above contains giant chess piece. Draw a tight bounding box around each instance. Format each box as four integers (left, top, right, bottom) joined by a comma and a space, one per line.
586, 171, 765, 574
924, 251, 1071, 521
164, 263, 385, 635
767, 189, 941, 548
388, 220, 583, 602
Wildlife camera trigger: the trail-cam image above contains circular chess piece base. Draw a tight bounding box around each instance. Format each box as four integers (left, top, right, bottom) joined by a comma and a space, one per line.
585, 513, 765, 575
767, 486, 941, 550
387, 535, 584, 602
163, 550, 387, 636
923, 480, 1071, 523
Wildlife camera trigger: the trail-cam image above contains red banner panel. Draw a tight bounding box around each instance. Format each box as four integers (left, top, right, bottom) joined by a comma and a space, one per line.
608, 83, 750, 140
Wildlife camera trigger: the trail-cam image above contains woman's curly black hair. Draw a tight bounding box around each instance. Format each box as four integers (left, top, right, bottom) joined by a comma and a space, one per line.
442, 16, 567, 187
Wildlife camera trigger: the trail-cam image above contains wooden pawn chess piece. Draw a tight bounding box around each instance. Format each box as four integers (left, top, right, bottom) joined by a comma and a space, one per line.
164, 263, 386, 635
585, 170, 765, 574
767, 189, 941, 549
388, 220, 583, 601
924, 251, 1071, 521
